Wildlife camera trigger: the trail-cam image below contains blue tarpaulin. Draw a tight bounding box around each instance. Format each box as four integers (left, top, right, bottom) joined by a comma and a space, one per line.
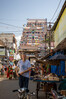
50, 52, 65, 76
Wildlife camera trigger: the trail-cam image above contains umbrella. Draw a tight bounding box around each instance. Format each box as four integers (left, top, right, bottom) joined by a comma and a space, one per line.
49, 53, 66, 60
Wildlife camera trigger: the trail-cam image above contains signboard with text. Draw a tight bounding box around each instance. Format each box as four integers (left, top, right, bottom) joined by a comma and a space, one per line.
0, 48, 5, 56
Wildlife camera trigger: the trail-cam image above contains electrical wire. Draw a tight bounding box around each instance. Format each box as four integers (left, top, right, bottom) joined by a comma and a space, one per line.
0, 22, 23, 28
0, 31, 22, 32
50, 0, 62, 22
52, 13, 59, 22
0, 18, 26, 21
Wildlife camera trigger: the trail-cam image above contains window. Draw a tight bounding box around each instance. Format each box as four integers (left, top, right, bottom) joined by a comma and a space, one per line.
28, 40, 31, 43
28, 37, 32, 39
35, 40, 38, 43
35, 37, 38, 39
32, 36, 34, 39
40, 23, 42, 26
41, 38, 44, 40
32, 30, 34, 34
20, 41, 23, 43
35, 22, 36, 26
41, 32, 43, 34
32, 40, 35, 43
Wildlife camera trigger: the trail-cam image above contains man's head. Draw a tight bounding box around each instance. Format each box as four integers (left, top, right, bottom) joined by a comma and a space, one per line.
21, 52, 26, 61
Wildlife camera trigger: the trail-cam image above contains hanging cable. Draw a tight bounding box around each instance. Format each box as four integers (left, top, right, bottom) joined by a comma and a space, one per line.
50, 0, 62, 22
0, 22, 23, 28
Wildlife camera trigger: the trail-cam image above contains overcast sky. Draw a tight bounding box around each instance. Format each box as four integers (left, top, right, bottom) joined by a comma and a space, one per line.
0, 0, 65, 46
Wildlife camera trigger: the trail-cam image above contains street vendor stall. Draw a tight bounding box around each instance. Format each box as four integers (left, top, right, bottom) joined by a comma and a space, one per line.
33, 78, 62, 99
30, 56, 66, 99
33, 61, 60, 99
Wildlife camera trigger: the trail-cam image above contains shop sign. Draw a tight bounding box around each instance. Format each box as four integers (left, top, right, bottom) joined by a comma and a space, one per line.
0, 48, 5, 55
9, 50, 14, 56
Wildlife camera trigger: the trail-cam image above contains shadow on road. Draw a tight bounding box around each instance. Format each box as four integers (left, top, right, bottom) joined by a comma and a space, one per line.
0, 79, 45, 99
0, 79, 19, 99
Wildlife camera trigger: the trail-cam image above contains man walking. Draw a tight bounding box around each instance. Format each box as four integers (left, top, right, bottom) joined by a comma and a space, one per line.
16, 53, 31, 92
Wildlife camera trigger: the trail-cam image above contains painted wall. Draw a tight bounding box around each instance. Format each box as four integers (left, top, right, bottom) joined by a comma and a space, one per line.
54, 8, 66, 47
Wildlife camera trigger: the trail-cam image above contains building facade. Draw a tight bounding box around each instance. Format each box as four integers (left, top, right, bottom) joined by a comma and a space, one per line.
0, 33, 17, 60
20, 19, 47, 51
20, 19, 55, 57
0, 39, 6, 57
51, 1, 66, 74
0, 33, 17, 49
52, 1, 66, 49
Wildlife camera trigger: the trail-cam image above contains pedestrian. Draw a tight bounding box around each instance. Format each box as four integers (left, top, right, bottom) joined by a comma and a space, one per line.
1, 65, 4, 76
16, 52, 31, 93
30, 63, 35, 76
12, 63, 17, 79
9, 65, 13, 80
4, 65, 7, 75
7, 66, 9, 78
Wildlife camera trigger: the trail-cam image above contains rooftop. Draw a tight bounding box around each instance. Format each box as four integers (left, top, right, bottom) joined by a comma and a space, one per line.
0, 33, 14, 35
27, 19, 47, 22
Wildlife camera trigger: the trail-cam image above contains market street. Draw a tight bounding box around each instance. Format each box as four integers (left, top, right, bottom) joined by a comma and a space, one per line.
0, 78, 45, 99
0, 0, 66, 99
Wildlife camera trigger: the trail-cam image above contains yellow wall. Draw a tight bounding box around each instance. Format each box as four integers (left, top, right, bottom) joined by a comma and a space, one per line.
54, 8, 66, 47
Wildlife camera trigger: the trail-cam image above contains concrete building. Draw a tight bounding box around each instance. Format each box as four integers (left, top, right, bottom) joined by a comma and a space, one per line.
20, 19, 54, 57
0, 33, 17, 49
52, 1, 66, 49
0, 39, 7, 66
52, 1, 66, 73
0, 39, 6, 57
20, 19, 47, 51
0, 33, 17, 60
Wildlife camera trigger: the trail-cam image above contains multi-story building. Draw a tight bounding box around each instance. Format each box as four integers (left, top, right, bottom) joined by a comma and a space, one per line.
0, 33, 17, 60
20, 19, 47, 51
0, 33, 16, 49
20, 19, 55, 58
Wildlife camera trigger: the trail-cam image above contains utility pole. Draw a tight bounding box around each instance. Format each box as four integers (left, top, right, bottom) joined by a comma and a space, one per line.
48, 22, 51, 53
45, 33, 47, 56
5, 38, 9, 66
5, 38, 8, 57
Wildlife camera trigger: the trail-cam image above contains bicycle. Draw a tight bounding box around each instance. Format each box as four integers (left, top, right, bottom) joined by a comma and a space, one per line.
13, 87, 35, 99
51, 89, 64, 99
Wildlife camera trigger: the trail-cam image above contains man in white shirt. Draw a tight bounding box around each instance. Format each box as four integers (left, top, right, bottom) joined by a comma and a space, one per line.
16, 53, 31, 92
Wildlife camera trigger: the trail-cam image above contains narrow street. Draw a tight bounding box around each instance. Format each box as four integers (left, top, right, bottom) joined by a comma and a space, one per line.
0, 0, 66, 99
0, 78, 45, 99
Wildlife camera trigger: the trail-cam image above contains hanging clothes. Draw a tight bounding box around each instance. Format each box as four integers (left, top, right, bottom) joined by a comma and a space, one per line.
46, 64, 50, 74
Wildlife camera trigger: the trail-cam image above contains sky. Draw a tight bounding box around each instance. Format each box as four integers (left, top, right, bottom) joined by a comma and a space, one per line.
0, 0, 65, 46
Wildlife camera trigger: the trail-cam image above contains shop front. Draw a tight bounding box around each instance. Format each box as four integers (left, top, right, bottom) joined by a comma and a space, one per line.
30, 1, 66, 98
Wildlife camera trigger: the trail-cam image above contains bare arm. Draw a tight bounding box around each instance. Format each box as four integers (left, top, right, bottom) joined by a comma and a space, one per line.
20, 67, 32, 75
15, 66, 19, 77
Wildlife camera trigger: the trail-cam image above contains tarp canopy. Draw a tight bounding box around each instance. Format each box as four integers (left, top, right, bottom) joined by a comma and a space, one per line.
50, 52, 65, 76
49, 53, 66, 60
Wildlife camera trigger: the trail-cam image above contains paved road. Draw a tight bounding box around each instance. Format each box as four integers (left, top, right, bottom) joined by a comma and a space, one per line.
0, 78, 45, 99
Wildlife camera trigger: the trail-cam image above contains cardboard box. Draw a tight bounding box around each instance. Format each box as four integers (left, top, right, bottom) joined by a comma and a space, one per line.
61, 90, 66, 96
